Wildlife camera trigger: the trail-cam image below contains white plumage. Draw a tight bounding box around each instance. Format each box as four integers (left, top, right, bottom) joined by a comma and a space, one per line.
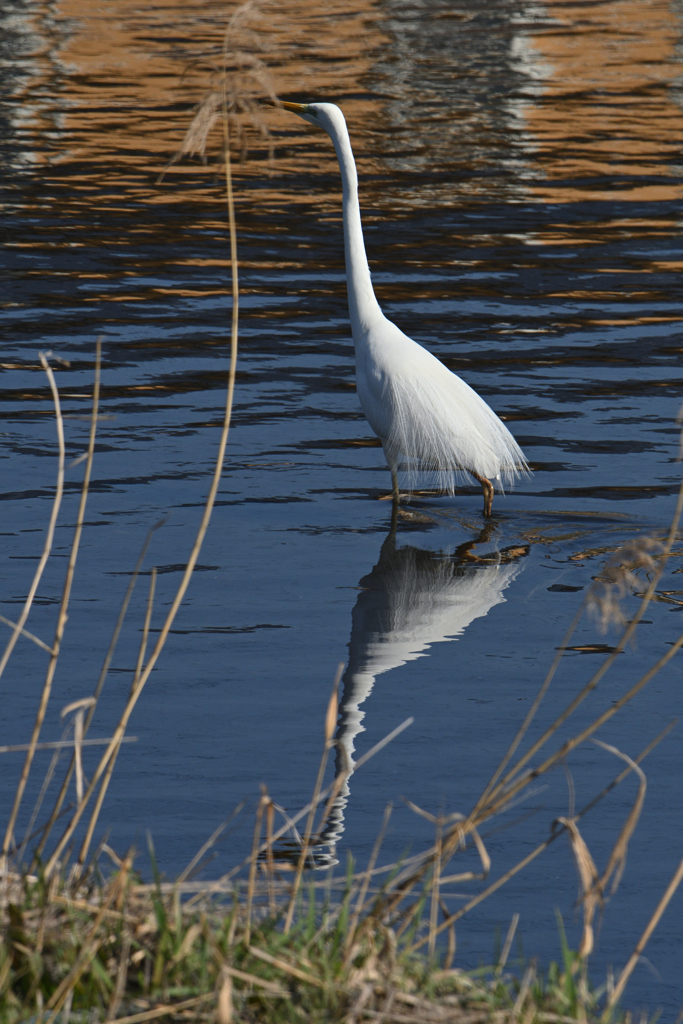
282, 100, 529, 515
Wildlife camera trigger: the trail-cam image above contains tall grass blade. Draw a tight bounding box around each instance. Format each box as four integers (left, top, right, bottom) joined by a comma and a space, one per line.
0, 353, 66, 686
33, 519, 163, 863
604, 853, 683, 1017
480, 473, 683, 818
75, 568, 158, 874
284, 664, 343, 933
43, 108, 241, 878
1, 344, 98, 871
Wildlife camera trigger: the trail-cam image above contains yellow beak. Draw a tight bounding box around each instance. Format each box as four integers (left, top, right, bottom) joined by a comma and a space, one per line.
281, 101, 309, 114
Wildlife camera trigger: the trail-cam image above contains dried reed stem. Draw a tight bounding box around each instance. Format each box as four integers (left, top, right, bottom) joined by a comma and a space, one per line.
344, 802, 393, 961
43, 105, 241, 879
75, 569, 157, 873
265, 795, 276, 916
592, 740, 646, 897
0, 737, 136, 755
284, 666, 342, 933
185, 717, 413, 909
244, 796, 265, 946
107, 925, 132, 1020
60, 699, 96, 806
218, 970, 233, 1024
475, 602, 585, 816
2, 344, 99, 870
95, 993, 213, 1024
428, 820, 443, 959
486, 625, 683, 819
497, 912, 519, 975
0, 355, 66, 685
410, 725, 671, 952
44, 851, 131, 1021
0, 615, 52, 654
480, 473, 683, 817
176, 803, 244, 888
604, 853, 683, 1016
34, 520, 162, 863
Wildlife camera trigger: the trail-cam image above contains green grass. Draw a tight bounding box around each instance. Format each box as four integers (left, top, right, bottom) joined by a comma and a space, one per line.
0, 861, 614, 1024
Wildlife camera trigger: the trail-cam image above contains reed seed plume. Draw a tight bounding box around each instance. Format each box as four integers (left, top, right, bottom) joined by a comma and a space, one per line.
159, 0, 279, 181
587, 536, 663, 633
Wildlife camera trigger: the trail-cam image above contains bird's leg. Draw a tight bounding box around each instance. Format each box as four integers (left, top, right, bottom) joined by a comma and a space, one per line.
391, 466, 400, 505
471, 472, 494, 518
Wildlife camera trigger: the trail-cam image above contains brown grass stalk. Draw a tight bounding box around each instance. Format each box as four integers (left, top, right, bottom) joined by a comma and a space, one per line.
60, 698, 96, 806
2, 344, 99, 871
219, 963, 288, 996
34, 520, 163, 865
428, 820, 443, 960
480, 625, 683, 823
592, 741, 646, 897
43, 851, 131, 1022
556, 818, 599, 958
185, 717, 413, 910
218, 969, 233, 1024
513, 961, 536, 1016
497, 912, 519, 975
475, 602, 585, 816
344, 803, 393, 963
107, 922, 132, 1020
440, 896, 456, 970
0, 354, 66, 686
284, 666, 342, 933
264, 795, 277, 916
101, 993, 214, 1024
176, 804, 245, 890
244, 792, 265, 946
75, 569, 158, 875
42, 100, 241, 879
555, 742, 646, 963
409, 724, 670, 952
477, 473, 683, 821
604, 853, 683, 1017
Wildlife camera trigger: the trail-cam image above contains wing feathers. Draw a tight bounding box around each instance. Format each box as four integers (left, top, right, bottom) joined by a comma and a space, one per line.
357, 328, 528, 494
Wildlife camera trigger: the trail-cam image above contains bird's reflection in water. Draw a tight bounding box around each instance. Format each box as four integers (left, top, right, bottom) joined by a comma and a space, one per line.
318, 513, 528, 863
266, 513, 528, 869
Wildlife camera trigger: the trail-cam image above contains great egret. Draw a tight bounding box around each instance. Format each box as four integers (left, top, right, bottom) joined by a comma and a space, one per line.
281, 101, 529, 516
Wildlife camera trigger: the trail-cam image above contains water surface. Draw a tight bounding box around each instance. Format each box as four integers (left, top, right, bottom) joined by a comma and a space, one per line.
2, 0, 683, 1010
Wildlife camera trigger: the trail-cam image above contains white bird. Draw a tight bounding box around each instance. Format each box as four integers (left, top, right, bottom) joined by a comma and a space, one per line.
281, 101, 529, 516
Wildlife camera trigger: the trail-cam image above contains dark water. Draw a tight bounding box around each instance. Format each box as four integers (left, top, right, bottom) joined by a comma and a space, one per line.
3, 0, 683, 1010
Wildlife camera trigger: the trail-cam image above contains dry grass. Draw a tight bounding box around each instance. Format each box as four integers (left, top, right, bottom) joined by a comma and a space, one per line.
0, 849, 618, 1024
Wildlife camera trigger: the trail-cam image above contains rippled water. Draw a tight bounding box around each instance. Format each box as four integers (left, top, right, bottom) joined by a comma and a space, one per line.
3, 0, 683, 1010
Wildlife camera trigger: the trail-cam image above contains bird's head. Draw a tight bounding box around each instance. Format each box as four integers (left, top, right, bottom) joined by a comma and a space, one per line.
281, 101, 346, 136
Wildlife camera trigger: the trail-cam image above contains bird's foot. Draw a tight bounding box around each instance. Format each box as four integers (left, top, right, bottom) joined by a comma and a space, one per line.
378, 492, 411, 503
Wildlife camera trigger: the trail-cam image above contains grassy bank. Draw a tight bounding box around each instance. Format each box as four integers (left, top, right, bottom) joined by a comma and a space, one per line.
1, 861, 607, 1024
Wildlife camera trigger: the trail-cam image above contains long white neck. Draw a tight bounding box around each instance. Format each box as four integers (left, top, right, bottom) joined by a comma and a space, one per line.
327, 123, 383, 335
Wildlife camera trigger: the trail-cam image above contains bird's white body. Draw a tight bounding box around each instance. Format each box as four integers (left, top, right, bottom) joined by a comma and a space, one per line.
284, 101, 528, 504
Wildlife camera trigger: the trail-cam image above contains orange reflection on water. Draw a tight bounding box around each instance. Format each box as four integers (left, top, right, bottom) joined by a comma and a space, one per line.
516, 0, 683, 204
9, 0, 386, 175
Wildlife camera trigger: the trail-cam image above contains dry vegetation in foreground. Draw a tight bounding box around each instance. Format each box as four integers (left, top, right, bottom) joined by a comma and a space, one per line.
3, 5, 683, 1021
